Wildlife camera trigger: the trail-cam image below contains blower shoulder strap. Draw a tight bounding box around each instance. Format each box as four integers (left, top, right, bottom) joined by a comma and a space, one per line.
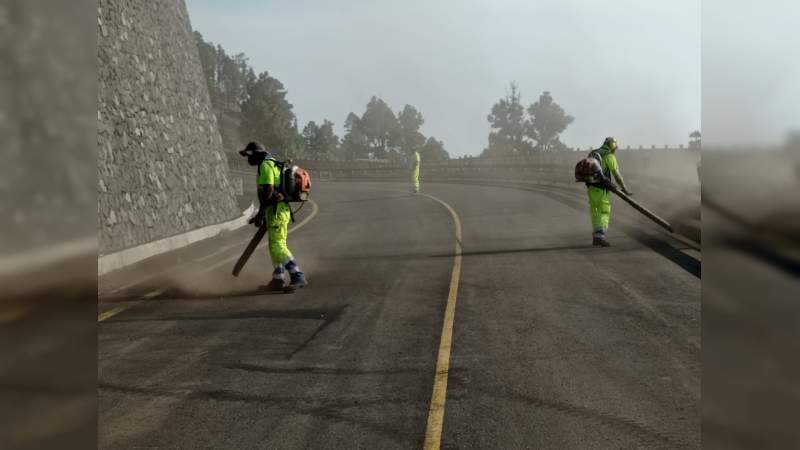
588, 150, 602, 165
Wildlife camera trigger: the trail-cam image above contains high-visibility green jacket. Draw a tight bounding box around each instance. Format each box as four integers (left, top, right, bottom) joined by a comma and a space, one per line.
589, 145, 626, 190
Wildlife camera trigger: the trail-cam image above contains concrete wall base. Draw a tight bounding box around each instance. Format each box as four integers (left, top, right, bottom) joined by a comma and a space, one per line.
98, 203, 254, 276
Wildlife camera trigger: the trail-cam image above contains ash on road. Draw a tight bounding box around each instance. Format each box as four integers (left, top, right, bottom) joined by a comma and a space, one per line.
98, 181, 700, 449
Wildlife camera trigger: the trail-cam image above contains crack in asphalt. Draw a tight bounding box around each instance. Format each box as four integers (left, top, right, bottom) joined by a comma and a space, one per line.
286, 304, 348, 360
98, 381, 421, 445
447, 375, 689, 449
223, 363, 419, 376
105, 306, 345, 323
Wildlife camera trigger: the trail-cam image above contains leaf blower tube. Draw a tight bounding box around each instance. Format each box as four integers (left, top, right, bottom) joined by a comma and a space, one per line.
608, 185, 674, 233
575, 156, 673, 233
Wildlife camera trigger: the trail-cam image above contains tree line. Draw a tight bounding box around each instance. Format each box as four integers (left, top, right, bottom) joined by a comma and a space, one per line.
340, 98, 449, 162
194, 33, 449, 161
194, 32, 301, 157
483, 83, 575, 156
194, 35, 700, 160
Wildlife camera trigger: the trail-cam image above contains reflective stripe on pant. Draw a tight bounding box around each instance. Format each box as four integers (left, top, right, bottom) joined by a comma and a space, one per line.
412, 167, 420, 191
587, 185, 611, 231
266, 202, 293, 266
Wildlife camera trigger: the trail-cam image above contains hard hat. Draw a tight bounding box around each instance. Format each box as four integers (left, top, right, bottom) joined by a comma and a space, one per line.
603, 137, 618, 151
239, 141, 270, 166
239, 141, 267, 157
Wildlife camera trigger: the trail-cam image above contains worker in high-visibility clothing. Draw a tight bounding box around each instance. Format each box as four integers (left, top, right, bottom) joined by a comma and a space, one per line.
243, 142, 307, 291
586, 137, 632, 247
411, 149, 421, 194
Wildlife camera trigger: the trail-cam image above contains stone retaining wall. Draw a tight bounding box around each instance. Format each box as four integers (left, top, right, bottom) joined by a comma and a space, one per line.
98, 0, 238, 253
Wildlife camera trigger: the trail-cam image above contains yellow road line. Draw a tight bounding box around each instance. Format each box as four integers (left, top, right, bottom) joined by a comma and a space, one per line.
418, 193, 463, 450
0, 305, 33, 324
289, 199, 320, 235
97, 200, 319, 322
97, 304, 130, 322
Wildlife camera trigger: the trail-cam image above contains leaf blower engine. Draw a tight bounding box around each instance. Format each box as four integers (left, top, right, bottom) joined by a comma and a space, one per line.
574, 155, 604, 184
278, 162, 311, 202
238, 144, 311, 203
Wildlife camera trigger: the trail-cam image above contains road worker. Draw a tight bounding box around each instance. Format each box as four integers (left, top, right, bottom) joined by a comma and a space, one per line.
242, 141, 307, 291
586, 137, 633, 247
411, 149, 421, 194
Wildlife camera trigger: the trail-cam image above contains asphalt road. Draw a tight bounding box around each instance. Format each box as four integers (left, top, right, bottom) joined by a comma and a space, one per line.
98, 181, 701, 449
700, 151, 800, 449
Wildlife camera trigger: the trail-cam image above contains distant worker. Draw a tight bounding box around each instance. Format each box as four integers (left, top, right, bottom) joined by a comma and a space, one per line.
411, 148, 421, 194
586, 137, 633, 247
243, 142, 307, 291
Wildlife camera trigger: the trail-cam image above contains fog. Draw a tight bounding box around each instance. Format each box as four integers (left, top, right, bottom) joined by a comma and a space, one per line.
703, 0, 800, 147
186, 0, 700, 155
0, 0, 795, 447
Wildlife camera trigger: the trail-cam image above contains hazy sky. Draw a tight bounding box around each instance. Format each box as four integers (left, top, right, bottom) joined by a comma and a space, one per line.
703, 0, 800, 147
186, 0, 701, 155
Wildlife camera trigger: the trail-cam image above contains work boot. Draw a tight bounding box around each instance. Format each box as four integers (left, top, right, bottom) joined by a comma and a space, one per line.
593, 237, 611, 247
264, 278, 285, 291
284, 272, 307, 292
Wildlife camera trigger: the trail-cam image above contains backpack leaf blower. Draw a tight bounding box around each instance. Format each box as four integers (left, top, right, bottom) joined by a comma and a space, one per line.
232, 150, 313, 277
575, 155, 673, 233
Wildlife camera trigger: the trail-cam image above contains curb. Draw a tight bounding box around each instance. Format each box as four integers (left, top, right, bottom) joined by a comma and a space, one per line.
0, 236, 97, 279
98, 203, 255, 276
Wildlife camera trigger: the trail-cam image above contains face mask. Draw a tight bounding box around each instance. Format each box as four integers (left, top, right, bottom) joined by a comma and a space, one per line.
247, 153, 265, 166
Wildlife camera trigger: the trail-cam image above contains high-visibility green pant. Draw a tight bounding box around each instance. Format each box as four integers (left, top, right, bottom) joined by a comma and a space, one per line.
587, 186, 611, 233
266, 202, 293, 267
412, 167, 420, 192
